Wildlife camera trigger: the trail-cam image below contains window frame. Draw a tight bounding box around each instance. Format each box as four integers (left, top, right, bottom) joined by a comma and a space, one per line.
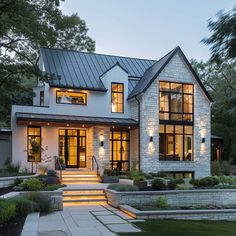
159, 124, 194, 161
111, 82, 124, 113
27, 126, 41, 162
159, 81, 194, 122
56, 90, 87, 105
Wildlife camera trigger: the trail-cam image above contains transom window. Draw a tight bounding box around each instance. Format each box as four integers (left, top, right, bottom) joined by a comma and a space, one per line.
159, 82, 193, 122
159, 124, 193, 161
56, 90, 87, 105
27, 126, 41, 162
111, 83, 124, 113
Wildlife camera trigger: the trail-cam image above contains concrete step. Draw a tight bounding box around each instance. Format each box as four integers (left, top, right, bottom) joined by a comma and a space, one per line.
61, 174, 98, 178
63, 189, 104, 194
61, 171, 97, 175
63, 198, 107, 203
62, 177, 100, 181
63, 193, 106, 197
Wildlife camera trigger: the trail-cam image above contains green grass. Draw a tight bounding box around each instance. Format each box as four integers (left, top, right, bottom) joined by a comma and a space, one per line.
119, 220, 236, 236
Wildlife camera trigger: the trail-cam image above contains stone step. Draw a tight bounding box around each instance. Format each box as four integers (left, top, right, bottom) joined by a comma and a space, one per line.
62, 177, 100, 181
63, 193, 105, 197
61, 174, 98, 178
61, 171, 97, 175
63, 198, 107, 203
63, 190, 104, 195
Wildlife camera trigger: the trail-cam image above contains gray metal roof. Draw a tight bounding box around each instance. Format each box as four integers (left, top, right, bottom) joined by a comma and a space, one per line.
40, 47, 156, 91
16, 112, 138, 127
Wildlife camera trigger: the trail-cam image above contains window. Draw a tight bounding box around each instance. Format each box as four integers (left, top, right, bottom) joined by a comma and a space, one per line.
159, 124, 193, 161
40, 91, 44, 106
28, 127, 41, 162
111, 83, 124, 113
56, 90, 87, 105
110, 130, 129, 171
159, 82, 193, 122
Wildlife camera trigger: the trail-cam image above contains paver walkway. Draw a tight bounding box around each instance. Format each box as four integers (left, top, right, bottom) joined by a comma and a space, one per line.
37, 204, 141, 236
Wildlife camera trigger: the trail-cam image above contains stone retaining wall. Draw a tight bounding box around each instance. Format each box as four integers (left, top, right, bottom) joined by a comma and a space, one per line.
105, 189, 236, 208
120, 205, 236, 221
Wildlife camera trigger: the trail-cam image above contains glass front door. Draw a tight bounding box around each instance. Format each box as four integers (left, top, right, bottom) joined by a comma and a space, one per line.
59, 129, 86, 168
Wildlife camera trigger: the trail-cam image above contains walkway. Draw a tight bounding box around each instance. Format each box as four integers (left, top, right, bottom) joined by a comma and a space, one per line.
37, 204, 142, 236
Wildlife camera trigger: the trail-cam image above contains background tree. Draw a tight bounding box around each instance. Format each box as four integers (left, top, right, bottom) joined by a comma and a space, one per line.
202, 5, 236, 63
0, 0, 95, 126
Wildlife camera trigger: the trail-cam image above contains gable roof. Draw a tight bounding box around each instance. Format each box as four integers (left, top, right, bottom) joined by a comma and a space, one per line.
128, 46, 213, 102
40, 47, 155, 91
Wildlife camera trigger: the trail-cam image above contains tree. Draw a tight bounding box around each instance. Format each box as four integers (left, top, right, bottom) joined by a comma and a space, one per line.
192, 59, 236, 163
202, 5, 236, 63
0, 0, 95, 125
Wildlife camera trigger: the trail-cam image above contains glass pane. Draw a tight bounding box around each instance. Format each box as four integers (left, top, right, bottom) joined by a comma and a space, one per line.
34, 128, 41, 136
28, 127, 35, 136
171, 113, 182, 121
175, 126, 183, 134
160, 82, 169, 91
183, 114, 192, 121
166, 134, 174, 160
171, 94, 182, 113
112, 84, 118, 92
185, 173, 193, 179
175, 173, 184, 179
80, 130, 86, 136
184, 95, 193, 113
175, 134, 183, 161
171, 83, 182, 92
184, 126, 193, 134
159, 92, 169, 112
184, 135, 192, 160
160, 112, 169, 120
159, 133, 165, 160
117, 84, 124, 92
57, 91, 86, 105
166, 125, 174, 134
159, 125, 165, 133
122, 132, 129, 140
183, 84, 193, 94
59, 129, 65, 136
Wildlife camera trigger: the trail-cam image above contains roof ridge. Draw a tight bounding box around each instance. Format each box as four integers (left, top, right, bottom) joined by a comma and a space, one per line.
40, 47, 157, 62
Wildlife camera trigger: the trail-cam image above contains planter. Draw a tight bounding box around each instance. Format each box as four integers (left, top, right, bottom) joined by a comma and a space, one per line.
55, 163, 66, 170
134, 180, 148, 190
45, 176, 59, 184
102, 176, 119, 183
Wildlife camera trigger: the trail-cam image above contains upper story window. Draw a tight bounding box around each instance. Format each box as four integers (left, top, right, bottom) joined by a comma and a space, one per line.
111, 83, 124, 113
40, 91, 44, 106
56, 90, 87, 105
159, 82, 193, 122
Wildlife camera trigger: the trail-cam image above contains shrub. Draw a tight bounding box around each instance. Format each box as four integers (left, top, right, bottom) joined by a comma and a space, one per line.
38, 164, 48, 175
4, 159, 20, 173
175, 178, 184, 184
103, 168, 116, 176
155, 196, 168, 209
189, 179, 200, 187
107, 184, 138, 192
199, 176, 219, 187
143, 173, 153, 179
14, 178, 23, 186
10, 197, 37, 215
152, 178, 166, 190
119, 175, 132, 179
221, 161, 231, 175
177, 184, 194, 190
211, 161, 222, 176
20, 178, 44, 191
168, 179, 177, 190
0, 200, 16, 224
43, 184, 65, 191
133, 176, 145, 181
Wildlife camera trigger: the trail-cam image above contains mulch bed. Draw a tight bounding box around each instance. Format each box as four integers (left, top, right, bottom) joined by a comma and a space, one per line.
0, 186, 13, 196
0, 214, 26, 236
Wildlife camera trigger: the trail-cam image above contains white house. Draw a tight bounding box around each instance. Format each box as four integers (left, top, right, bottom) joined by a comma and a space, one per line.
11, 46, 212, 178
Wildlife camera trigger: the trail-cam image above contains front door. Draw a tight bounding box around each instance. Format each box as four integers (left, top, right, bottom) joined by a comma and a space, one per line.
59, 129, 86, 168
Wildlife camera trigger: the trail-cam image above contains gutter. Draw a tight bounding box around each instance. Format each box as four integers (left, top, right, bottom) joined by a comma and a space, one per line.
134, 95, 141, 172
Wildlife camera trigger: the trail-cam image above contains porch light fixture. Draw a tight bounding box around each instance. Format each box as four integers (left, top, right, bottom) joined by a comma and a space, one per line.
128, 126, 131, 129
29, 122, 32, 125
82, 124, 85, 128
66, 124, 69, 127
100, 141, 104, 147
47, 122, 50, 126
201, 137, 205, 143
149, 136, 153, 142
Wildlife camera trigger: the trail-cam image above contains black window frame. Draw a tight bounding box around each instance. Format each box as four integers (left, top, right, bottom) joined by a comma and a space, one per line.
111, 82, 124, 113
159, 124, 194, 161
159, 81, 194, 122
56, 90, 87, 105
27, 126, 41, 162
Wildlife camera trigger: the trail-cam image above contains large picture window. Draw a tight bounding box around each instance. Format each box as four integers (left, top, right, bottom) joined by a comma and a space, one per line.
159, 82, 193, 122
56, 90, 87, 105
159, 124, 193, 161
28, 126, 41, 162
111, 83, 124, 113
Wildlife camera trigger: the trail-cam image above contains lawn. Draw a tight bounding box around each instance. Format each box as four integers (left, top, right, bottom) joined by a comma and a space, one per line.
119, 220, 236, 236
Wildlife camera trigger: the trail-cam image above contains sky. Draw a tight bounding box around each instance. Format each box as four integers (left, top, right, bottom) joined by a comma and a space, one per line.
61, 0, 235, 61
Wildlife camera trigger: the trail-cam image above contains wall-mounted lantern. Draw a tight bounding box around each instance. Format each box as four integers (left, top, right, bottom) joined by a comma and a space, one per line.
201, 137, 205, 143
149, 136, 153, 142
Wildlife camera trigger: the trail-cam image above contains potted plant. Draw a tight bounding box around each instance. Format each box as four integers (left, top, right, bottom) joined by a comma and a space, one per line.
133, 176, 147, 190
45, 169, 59, 184
55, 157, 66, 170
101, 168, 119, 183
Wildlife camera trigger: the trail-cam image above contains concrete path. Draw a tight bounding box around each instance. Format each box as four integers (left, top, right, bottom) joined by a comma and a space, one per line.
37, 204, 141, 236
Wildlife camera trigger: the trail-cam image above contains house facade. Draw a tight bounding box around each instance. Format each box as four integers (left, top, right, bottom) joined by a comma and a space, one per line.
11, 46, 212, 178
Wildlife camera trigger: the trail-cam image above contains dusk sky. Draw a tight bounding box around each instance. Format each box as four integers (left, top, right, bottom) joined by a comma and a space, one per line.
61, 0, 235, 61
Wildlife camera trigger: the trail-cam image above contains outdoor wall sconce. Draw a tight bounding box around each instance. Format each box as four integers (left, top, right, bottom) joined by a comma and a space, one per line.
100, 133, 104, 147
201, 137, 205, 143
149, 136, 153, 142
100, 141, 104, 147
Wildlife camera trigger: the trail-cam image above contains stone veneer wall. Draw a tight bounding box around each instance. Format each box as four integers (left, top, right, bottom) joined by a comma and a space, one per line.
139, 52, 211, 178
106, 189, 236, 208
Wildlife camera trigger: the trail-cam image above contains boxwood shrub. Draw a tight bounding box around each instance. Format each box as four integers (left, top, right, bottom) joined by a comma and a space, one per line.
107, 184, 138, 192
0, 200, 16, 224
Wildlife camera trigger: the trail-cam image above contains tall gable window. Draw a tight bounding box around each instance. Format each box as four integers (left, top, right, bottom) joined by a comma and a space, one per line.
111, 83, 124, 113
56, 90, 87, 105
159, 82, 193, 121
28, 127, 41, 162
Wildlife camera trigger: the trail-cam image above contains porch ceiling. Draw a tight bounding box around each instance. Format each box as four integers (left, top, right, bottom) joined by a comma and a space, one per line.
15, 112, 138, 129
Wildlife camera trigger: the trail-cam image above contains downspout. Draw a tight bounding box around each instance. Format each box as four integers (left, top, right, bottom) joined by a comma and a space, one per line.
134, 95, 141, 172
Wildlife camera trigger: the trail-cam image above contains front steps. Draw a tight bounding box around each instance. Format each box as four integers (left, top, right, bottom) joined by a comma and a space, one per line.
63, 189, 107, 205
60, 170, 101, 185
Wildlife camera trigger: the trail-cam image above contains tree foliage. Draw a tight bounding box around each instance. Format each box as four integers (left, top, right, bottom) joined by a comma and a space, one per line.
0, 0, 95, 126
202, 5, 236, 63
